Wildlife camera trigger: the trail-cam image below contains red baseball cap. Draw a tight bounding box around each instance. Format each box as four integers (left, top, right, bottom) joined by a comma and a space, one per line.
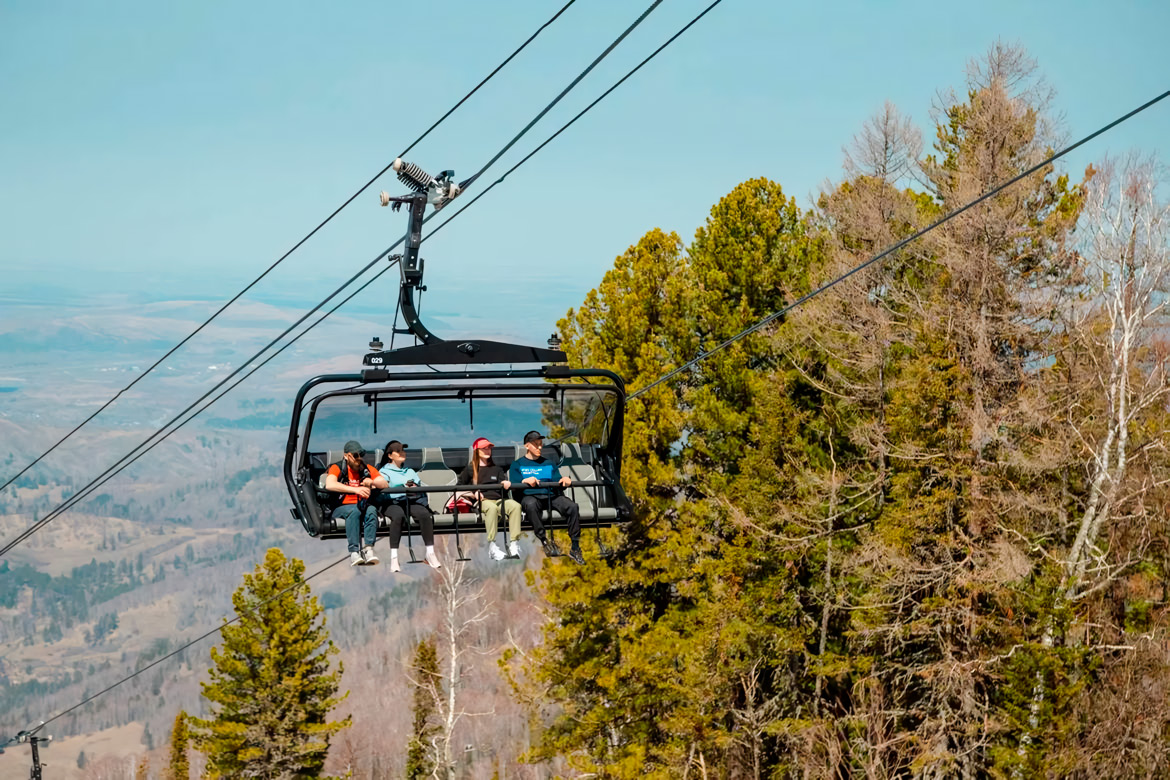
472, 437, 494, 449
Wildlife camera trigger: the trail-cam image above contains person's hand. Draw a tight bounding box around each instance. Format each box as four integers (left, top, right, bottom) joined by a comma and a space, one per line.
559, 476, 572, 487
501, 480, 511, 490
475, 490, 483, 499
523, 477, 539, 487
406, 480, 417, 487
355, 486, 371, 499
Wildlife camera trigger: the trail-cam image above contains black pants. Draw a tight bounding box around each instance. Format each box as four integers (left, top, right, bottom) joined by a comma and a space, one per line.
379, 500, 434, 547
520, 494, 580, 543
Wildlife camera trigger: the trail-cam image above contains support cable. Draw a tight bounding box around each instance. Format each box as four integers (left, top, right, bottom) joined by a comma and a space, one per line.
25, 552, 352, 736
0, 0, 668, 558
430, 0, 726, 241
0, 265, 395, 557
628, 89, 1170, 401
0, 0, 580, 496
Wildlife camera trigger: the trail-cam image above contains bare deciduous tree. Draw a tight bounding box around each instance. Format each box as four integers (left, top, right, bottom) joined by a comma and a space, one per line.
402, 561, 496, 780
1060, 153, 1170, 600
843, 100, 923, 185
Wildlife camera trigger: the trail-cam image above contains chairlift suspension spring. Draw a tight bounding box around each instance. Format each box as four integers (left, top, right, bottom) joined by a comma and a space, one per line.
392, 158, 435, 192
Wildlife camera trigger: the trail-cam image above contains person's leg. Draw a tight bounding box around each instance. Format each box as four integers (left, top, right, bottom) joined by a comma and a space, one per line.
361, 506, 379, 563
481, 499, 501, 542
336, 505, 360, 554
383, 503, 406, 571
505, 499, 523, 541
552, 495, 582, 561
411, 503, 435, 546
520, 496, 545, 540
412, 503, 441, 569
384, 504, 406, 549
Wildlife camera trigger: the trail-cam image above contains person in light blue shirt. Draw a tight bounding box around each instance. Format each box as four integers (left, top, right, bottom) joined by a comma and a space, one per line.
508, 430, 583, 564
373, 440, 440, 572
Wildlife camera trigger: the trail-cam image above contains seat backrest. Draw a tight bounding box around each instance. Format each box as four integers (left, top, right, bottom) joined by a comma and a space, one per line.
443, 447, 471, 473
562, 442, 595, 463
417, 447, 456, 511
561, 443, 614, 516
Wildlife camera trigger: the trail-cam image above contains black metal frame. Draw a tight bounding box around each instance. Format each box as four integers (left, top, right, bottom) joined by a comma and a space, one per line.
283, 368, 630, 539
282, 156, 631, 542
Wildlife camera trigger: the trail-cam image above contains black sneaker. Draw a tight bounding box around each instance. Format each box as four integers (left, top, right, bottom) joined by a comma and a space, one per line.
541, 537, 561, 557
568, 546, 585, 565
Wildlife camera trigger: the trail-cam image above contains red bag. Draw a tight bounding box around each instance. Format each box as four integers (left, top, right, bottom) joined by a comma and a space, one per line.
444, 492, 478, 513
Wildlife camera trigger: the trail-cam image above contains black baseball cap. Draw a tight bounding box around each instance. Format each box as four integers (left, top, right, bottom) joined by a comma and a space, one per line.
523, 430, 545, 444
385, 440, 409, 454
343, 440, 366, 455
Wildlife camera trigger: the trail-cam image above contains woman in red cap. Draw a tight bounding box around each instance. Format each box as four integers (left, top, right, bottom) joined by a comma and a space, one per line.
458, 437, 522, 560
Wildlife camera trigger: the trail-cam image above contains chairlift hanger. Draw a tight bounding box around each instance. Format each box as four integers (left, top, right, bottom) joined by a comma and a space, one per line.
283, 157, 631, 540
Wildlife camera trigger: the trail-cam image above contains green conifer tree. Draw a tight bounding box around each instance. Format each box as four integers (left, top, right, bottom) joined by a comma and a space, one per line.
405, 637, 441, 780
191, 548, 349, 778
166, 711, 189, 780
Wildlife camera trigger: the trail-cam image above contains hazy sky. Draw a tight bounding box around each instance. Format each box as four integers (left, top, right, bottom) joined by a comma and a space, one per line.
2, 0, 1168, 347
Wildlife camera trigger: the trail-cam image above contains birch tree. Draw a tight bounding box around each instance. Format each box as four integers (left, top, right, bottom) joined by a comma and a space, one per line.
1059, 154, 1170, 601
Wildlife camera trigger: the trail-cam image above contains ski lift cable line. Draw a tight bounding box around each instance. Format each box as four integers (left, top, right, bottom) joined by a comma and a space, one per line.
427, 0, 726, 242
28, 0, 726, 539
628, 88, 1170, 402
0, 0, 581, 497
0, 266, 394, 560
0, 0, 671, 559
20, 552, 352, 738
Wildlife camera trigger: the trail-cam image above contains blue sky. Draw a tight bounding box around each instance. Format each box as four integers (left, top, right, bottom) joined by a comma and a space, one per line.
2, 0, 1168, 347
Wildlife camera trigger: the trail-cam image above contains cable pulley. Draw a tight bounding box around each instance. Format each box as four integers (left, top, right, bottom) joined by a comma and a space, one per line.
380, 158, 464, 212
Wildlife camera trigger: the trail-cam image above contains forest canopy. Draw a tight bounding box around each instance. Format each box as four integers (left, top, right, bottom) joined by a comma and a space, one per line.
522, 43, 1170, 778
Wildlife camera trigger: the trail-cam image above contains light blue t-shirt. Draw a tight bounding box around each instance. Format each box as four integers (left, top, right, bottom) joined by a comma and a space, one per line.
379, 462, 421, 498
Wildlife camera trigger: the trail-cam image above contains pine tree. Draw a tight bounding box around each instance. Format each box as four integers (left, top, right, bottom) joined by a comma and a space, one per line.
191, 548, 349, 778
405, 637, 440, 780
166, 711, 189, 780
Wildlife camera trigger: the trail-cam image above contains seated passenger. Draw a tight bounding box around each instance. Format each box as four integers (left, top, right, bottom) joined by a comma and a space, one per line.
509, 431, 584, 564
324, 440, 387, 567
458, 437, 522, 561
373, 440, 441, 572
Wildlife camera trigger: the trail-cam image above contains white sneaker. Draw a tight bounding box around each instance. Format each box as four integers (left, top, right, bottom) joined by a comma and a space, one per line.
488, 542, 506, 561
350, 551, 364, 567
425, 550, 443, 570
362, 547, 379, 566
508, 541, 521, 558
389, 556, 401, 573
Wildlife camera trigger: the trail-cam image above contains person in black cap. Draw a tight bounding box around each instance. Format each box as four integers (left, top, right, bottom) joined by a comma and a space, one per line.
508, 430, 584, 564
324, 440, 387, 566
374, 440, 440, 571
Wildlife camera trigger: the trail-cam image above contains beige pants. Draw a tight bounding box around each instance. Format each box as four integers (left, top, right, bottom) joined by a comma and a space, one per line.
480, 498, 522, 542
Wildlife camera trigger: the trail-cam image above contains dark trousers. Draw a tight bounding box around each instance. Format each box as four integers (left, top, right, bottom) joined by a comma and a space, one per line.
520, 494, 580, 543
381, 500, 434, 547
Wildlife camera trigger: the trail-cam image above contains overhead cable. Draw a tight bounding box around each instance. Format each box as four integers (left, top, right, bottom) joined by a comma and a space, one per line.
0, 0, 668, 557
24, 552, 351, 737
0, 0, 580, 496
26, 0, 727, 546
629, 89, 1170, 401
0, 265, 396, 560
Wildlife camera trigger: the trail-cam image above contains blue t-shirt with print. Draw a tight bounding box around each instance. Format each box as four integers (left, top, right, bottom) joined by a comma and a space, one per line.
509, 456, 562, 498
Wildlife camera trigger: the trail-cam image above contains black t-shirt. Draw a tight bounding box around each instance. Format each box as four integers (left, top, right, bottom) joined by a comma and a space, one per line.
458, 463, 508, 501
